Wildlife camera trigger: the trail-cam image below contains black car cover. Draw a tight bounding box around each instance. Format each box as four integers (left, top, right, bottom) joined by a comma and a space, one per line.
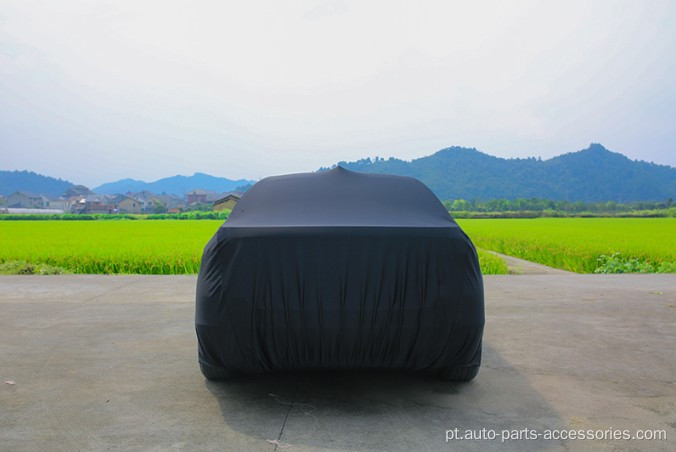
196, 167, 484, 374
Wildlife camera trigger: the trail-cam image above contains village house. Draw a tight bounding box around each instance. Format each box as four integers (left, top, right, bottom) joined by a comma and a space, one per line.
121, 192, 183, 213
6, 191, 49, 209
213, 193, 241, 211
155, 193, 184, 210
47, 197, 71, 211
116, 196, 142, 214
186, 189, 208, 204
186, 189, 222, 205
71, 195, 116, 214
128, 190, 156, 212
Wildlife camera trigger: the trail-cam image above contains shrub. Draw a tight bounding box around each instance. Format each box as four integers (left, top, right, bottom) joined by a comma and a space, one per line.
0, 260, 69, 275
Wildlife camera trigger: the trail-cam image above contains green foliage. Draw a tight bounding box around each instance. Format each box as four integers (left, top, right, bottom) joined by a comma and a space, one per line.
0, 219, 509, 275
458, 218, 675, 273
1, 218, 672, 275
450, 210, 670, 219
182, 202, 215, 212
146, 210, 229, 220
0, 220, 223, 274
444, 197, 674, 216
0, 211, 229, 221
152, 200, 168, 214
476, 249, 509, 275
594, 253, 674, 274
0, 260, 69, 275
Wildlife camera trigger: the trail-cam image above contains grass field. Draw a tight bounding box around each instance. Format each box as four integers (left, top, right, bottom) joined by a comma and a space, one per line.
1, 218, 672, 275
0, 220, 219, 274
0, 220, 509, 275
457, 218, 675, 273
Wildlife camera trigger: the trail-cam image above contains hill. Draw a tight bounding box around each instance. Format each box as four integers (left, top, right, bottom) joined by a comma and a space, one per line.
0, 170, 74, 197
93, 173, 254, 196
4, 144, 674, 202
325, 144, 675, 202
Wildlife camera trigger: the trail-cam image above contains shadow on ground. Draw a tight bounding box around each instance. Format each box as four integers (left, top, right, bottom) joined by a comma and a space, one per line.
206, 344, 566, 451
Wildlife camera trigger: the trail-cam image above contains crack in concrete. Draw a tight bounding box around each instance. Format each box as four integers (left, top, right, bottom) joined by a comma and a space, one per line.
82, 279, 142, 303
274, 382, 300, 450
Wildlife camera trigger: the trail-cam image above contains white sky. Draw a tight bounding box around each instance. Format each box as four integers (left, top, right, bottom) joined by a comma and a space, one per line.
1, 0, 675, 186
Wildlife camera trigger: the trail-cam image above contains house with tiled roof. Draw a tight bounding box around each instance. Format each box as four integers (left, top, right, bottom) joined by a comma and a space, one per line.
116, 196, 142, 214
47, 197, 71, 211
6, 191, 49, 209
186, 189, 208, 204
213, 193, 242, 211
71, 194, 115, 214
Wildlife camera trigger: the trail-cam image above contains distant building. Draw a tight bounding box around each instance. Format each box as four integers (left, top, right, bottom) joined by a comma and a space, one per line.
2, 207, 64, 214
47, 198, 71, 211
117, 196, 142, 214
155, 193, 184, 210
7, 191, 49, 209
186, 189, 222, 204
214, 193, 241, 211
186, 189, 209, 204
71, 195, 115, 214
128, 190, 156, 212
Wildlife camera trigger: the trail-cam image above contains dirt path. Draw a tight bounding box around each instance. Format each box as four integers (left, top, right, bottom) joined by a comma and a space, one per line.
488, 251, 573, 275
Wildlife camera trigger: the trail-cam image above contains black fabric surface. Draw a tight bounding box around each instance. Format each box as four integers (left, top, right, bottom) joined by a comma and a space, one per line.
195, 167, 484, 373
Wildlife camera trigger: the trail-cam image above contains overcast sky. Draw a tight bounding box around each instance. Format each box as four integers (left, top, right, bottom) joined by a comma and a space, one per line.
1, 0, 675, 186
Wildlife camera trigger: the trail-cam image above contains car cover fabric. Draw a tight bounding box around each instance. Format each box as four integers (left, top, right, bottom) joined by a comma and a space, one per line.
196, 167, 484, 373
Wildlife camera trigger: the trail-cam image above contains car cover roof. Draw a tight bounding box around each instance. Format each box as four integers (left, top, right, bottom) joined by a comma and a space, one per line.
225, 166, 457, 228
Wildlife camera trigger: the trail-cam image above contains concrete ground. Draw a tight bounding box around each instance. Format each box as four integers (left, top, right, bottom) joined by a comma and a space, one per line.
0, 274, 674, 451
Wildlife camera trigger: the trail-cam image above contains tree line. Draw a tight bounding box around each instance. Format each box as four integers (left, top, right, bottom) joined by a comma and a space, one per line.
442, 198, 674, 213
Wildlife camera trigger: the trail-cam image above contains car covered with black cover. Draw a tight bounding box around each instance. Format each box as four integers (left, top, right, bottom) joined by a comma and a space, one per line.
196, 166, 484, 381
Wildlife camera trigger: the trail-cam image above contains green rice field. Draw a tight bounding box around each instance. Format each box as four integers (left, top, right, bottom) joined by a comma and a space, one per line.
457, 218, 675, 273
0, 218, 673, 275
0, 220, 218, 275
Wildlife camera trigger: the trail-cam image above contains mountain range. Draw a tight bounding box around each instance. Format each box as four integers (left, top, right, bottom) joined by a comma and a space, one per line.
0, 170, 75, 198
324, 143, 675, 202
2, 144, 674, 201
91, 173, 252, 196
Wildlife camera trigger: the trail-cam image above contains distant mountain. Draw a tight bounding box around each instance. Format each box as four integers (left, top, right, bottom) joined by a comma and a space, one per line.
0, 170, 74, 197
93, 173, 254, 196
324, 144, 675, 202
4, 144, 674, 202
92, 178, 147, 195
234, 183, 254, 193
